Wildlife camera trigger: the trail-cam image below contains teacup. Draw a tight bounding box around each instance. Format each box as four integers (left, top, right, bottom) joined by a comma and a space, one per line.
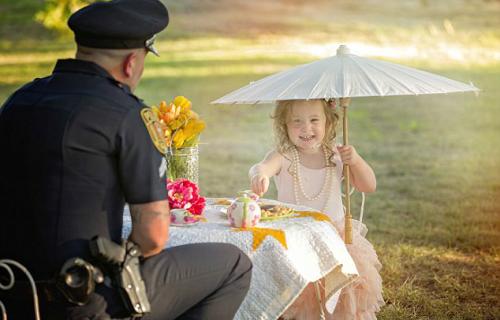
170, 208, 192, 224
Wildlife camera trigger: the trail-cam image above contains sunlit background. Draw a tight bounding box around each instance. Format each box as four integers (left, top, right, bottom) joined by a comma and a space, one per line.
0, 0, 499, 318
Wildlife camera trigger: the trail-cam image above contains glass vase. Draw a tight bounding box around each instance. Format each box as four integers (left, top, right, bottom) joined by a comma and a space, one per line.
166, 146, 199, 184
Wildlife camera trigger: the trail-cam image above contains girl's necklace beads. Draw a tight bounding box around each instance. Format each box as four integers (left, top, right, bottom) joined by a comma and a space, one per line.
292, 145, 333, 213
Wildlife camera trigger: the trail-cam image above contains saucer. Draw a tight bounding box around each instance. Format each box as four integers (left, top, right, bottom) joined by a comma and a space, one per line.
171, 220, 200, 227
213, 205, 228, 215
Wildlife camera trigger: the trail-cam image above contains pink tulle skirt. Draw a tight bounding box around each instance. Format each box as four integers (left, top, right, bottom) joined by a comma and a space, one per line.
281, 220, 384, 320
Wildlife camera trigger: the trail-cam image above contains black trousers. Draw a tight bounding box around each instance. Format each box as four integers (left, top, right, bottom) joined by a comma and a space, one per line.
142, 242, 252, 320
1, 243, 252, 320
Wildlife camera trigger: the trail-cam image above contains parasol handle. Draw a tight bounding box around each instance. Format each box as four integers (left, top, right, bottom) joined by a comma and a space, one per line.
340, 98, 353, 244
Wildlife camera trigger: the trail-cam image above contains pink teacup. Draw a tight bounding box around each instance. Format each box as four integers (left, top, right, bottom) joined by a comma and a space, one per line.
170, 209, 196, 224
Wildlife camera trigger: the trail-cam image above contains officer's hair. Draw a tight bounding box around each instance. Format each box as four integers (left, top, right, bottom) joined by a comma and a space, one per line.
76, 45, 143, 69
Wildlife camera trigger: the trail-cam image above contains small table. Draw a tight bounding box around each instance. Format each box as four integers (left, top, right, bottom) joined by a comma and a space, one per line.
123, 198, 358, 320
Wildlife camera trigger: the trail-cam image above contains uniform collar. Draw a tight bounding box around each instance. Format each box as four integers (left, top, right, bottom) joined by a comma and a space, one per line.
53, 59, 134, 94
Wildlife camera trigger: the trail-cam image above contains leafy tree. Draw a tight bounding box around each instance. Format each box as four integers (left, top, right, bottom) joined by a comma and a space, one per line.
35, 0, 96, 34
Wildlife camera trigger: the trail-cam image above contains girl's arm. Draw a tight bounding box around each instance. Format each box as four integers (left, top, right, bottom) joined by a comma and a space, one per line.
249, 149, 283, 196
337, 145, 376, 193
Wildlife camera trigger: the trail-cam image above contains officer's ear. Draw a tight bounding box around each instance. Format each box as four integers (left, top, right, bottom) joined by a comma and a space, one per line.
123, 51, 138, 79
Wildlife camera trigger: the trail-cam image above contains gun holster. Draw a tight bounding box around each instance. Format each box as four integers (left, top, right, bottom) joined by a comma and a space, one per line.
89, 236, 151, 317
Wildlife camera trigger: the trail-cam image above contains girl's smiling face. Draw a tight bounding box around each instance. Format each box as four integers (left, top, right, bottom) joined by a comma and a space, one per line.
286, 100, 326, 151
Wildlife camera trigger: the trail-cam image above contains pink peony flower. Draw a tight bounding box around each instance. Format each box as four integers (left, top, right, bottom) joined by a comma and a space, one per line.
167, 178, 206, 215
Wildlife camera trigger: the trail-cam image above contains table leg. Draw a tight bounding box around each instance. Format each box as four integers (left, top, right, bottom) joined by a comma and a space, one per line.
313, 281, 326, 320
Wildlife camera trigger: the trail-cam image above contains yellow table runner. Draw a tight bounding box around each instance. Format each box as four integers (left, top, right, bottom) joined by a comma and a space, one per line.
232, 211, 334, 251
294, 211, 335, 226
233, 227, 287, 251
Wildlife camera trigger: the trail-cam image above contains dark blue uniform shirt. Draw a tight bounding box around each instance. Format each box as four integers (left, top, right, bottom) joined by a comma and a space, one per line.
0, 59, 167, 279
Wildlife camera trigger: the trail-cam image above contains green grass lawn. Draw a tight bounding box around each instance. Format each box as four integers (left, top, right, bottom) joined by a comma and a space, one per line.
1, 0, 499, 319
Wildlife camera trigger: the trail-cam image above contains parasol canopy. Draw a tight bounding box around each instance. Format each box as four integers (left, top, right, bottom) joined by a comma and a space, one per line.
212, 45, 478, 104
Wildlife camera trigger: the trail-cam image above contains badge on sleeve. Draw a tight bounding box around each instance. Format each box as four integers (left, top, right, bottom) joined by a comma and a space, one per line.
140, 108, 167, 155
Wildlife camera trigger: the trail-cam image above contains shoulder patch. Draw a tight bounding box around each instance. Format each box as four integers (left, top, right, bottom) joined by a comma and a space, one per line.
140, 108, 167, 155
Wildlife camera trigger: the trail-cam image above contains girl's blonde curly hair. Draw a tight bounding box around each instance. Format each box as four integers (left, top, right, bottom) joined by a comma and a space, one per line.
272, 99, 340, 163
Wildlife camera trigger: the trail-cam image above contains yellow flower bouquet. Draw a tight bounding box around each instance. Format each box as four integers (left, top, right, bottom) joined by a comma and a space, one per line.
152, 96, 205, 182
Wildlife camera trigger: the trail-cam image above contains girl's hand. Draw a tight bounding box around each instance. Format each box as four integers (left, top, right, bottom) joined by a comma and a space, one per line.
251, 174, 270, 196
337, 145, 361, 166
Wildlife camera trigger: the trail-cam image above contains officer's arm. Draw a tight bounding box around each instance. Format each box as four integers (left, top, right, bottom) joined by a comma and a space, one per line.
129, 200, 170, 257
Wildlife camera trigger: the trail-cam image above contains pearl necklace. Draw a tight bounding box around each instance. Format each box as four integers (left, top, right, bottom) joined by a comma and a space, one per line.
291, 145, 333, 213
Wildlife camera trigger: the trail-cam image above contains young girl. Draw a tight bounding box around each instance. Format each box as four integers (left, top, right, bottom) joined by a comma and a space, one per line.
249, 99, 384, 320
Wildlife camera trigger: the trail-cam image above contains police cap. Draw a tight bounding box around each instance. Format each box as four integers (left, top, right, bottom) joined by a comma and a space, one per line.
68, 0, 169, 56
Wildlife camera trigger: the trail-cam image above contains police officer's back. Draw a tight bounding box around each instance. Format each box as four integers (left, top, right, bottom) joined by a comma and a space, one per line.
0, 0, 252, 319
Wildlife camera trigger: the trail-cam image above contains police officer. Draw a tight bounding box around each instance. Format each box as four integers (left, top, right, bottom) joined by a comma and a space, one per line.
0, 0, 252, 319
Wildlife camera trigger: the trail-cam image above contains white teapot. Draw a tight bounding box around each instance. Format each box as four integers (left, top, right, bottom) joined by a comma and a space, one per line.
227, 191, 261, 228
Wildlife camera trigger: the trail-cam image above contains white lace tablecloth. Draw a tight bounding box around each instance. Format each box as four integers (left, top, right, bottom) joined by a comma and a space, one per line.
123, 199, 358, 320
